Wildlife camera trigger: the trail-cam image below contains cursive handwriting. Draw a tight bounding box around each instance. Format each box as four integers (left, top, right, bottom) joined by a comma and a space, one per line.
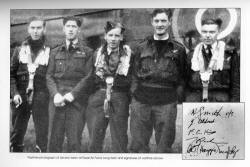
191, 106, 222, 117
186, 136, 239, 159
219, 146, 240, 159
188, 106, 223, 129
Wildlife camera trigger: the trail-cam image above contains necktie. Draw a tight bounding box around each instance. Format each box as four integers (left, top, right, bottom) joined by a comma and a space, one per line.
202, 45, 212, 70
206, 45, 212, 60
68, 41, 74, 52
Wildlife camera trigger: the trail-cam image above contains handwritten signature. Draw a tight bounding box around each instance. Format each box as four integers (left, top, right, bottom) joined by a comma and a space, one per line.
186, 137, 239, 159
191, 106, 222, 117
188, 106, 223, 128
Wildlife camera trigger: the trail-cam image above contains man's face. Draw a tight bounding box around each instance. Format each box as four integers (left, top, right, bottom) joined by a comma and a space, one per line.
63, 20, 80, 41
151, 12, 171, 36
105, 27, 123, 50
201, 24, 219, 45
28, 20, 45, 40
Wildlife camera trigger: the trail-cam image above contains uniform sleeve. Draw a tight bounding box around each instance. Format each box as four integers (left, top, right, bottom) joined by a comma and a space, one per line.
130, 44, 140, 95
230, 50, 240, 102
71, 49, 94, 99
177, 47, 188, 103
10, 47, 20, 98
46, 50, 58, 98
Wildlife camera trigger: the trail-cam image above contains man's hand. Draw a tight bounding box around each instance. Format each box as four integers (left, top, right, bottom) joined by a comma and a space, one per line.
54, 93, 65, 107
13, 94, 22, 108
63, 92, 74, 103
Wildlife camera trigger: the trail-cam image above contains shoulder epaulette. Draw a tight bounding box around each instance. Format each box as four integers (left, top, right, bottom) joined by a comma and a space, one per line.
50, 42, 64, 50
171, 40, 186, 50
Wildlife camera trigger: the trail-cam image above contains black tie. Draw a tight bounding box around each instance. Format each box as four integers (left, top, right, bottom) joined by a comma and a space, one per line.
202, 45, 212, 70
206, 45, 212, 60
68, 41, 74, 52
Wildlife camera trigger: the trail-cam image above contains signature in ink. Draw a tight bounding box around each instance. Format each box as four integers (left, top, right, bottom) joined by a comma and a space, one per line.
186, 137, 239, 159
219, 146, 240, 159
188, 106, 224, 129
188, 116, 215, 129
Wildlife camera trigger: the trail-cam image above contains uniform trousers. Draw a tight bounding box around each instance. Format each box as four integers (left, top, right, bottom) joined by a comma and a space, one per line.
129, 98, 177, 153
10, 91, 49, 152
49, 101, 86, 153
86, 89, 129, 153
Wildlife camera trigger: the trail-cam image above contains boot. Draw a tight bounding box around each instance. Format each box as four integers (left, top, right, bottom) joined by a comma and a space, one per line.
10, 144, 24, 152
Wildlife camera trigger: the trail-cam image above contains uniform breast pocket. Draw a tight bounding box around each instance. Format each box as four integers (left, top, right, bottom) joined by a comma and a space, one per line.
140, 57, 155, 73
73, 53, 86, 72
55, 57, 65, 73
17, 64, 28, 81
17, 71, 28, 81
162, 53, 179, 73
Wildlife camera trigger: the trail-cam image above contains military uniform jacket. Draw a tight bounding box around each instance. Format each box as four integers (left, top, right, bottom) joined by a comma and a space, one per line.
186, 46, 240, 101
93, 45, 133, 93
10, 39, 50, 101
46, 40, 93, 103
131, 35, 187, 104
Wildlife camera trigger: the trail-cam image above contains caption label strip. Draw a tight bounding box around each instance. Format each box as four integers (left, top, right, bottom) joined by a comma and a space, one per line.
182, 103, 244, 160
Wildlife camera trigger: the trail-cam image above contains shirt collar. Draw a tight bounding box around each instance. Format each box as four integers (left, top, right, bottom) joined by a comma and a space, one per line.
107, 47, 119, 55
153, 33, 169, 41
66, 38, 78, 49
203, 41, 218, 51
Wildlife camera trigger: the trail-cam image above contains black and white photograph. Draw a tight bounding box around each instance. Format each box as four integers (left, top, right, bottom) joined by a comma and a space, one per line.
9, 8, 240, 154
1, 0, 250, 166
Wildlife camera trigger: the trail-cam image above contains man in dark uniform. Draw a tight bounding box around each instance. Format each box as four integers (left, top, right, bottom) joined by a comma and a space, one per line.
185, 18, 240, 102
46, 16, 93, 152
10, 17, 50, 152
86, 21, 132, 153
129, 9, 187, 153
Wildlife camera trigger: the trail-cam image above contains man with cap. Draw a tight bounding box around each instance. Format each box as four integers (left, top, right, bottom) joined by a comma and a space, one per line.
86, 21, 132, 153
129, 9, 187, 153
185, 18, 240, 102
46, 16, 93, 152
10, 16, 50, 152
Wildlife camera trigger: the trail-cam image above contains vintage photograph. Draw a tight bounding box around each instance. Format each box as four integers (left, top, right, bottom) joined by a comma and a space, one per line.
10, 8, 240, 153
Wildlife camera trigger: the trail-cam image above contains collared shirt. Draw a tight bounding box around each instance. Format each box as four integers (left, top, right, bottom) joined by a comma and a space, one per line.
105, 47, 120, 74
107, 47, 119, 55
203, 41, 218, 53
46, 39, 94, 100
202, 42, 218, 69
66, 38, 78, 49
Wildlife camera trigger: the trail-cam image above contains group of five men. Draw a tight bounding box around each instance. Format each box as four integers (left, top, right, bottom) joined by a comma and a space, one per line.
10, 8, 240, 153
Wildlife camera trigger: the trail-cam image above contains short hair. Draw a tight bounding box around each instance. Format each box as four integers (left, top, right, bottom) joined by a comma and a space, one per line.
63, 16, 82, 27
104, 21, 125, 34
201, 18, 223, 29
151, 8, 172, 20
28, 16, 46, 27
